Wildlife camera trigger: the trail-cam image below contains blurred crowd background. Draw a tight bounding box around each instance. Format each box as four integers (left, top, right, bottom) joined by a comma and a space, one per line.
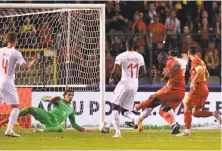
0, 0, 221, 85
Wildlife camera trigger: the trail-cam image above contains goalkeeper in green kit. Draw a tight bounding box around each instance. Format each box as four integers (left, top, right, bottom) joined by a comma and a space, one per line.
19, 89, 91, 133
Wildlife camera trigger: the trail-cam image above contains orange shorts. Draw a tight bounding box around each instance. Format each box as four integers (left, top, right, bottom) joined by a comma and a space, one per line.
154, 86, 185, 110
185, 86, 209, 109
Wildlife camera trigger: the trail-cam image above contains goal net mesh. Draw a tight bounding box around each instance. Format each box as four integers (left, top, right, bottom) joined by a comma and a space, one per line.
0, 8, 102, 129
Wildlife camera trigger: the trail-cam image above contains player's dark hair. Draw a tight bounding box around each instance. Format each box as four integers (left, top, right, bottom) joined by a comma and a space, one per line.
169, 49, 179, 57
127, 37, 134, 50
158, 51, 168, 62
7, 32, 17, 44
188, 45, 198, 55
63, 89, 73, 97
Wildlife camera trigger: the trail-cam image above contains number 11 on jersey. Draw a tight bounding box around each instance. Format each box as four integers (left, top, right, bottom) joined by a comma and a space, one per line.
127, 63, 138, 78
2, 58, 8, 74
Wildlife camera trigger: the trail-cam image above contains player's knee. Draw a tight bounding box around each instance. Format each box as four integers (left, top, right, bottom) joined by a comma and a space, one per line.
112, 103, 120, 111
159, 105, 171, 113
27, 107, 37, 114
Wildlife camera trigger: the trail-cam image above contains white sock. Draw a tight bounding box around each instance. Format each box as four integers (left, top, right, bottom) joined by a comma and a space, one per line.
112, 110, 120, 134
169, 109, 177, 125
140, 108, 153, 119
123, 111, 137, 125
6, 108, 20, 132
169, 109, 176, 120
185, 129, 190, 134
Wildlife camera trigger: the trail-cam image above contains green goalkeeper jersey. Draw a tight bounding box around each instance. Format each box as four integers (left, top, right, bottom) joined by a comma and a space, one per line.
41, 97, 81, 130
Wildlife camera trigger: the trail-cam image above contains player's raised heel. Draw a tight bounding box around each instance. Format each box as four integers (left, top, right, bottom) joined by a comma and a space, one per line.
213, 110, 222, 124
112, 133, 122, 138
5, 131, 21, 137
176, 132, 190, 137
137, 119, 144, 133
125, 121, 138, 129
171, 122, 180, 134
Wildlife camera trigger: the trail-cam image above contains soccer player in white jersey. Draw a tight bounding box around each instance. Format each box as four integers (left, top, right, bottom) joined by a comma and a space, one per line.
0, 32, 38, 137
109, 38, 146, 138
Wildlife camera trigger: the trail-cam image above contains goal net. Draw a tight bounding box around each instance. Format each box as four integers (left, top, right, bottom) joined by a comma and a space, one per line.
0, 4, 105, 129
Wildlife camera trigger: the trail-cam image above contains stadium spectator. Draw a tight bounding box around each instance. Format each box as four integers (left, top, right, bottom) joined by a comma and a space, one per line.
108, 4, 128, 42
109, 36, 124, 58
105, 1, 114, 33
20, 17, 36, 47
165, 10, 181, 49
155, 1, 167, 24
0, 22, 9, 46
144, 3, 157, 24
38, 22, 53, 47
184, 12, 194, 33
181, 34, 202, 56
152, 41, 167, 71
204, 42, 221, 83
210, 1, 219, 29
195, 4, 205, 32
131, 12, 146, 48
181, 26, 190, 41
198, 18, 212, 51
148, 13, 166, 49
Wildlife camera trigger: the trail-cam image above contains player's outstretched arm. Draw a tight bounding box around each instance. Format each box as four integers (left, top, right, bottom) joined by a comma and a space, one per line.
41, 96, 61, 104
164, 62, 181, 79
69, 110, 91, 132
109, 64, 121, 84
139, 65, 147, 79
23, 54, 39, 69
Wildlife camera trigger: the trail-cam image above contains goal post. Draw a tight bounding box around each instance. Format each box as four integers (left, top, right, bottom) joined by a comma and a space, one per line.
0, 3, 106, 126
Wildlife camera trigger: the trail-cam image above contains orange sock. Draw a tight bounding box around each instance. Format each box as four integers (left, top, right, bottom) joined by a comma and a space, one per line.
136, 97, 152, 111
184, 111, 192, 129
159, 111, 175, 125
194, 110, 212, 117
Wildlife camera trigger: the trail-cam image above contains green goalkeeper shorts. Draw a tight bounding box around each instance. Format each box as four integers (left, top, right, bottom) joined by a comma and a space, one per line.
35, 108, 58, 127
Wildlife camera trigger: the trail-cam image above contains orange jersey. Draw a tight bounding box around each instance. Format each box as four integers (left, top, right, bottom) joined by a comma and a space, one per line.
165, 57, 186, 90
190, 57, 208, 87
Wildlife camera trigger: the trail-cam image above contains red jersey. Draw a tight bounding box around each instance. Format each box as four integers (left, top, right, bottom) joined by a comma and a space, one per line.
165, 57, 185, 90
190, 57, 208, 87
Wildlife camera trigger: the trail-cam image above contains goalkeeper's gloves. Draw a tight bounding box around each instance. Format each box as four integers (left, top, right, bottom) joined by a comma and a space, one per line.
80, 127, 92, 132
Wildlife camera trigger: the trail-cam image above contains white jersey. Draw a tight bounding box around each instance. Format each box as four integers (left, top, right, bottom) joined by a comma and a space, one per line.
176, 58, 187, 74
0, 47, 26, 81
115, 51, 145, 83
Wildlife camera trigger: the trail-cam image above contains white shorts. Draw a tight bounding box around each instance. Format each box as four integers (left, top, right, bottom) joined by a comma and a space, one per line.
0, 80, 19, 105
111, 80, 138, 111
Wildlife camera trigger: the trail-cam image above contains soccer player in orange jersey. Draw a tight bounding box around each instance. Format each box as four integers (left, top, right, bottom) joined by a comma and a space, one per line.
177, 45, 221, 136
132, 51, 186, 134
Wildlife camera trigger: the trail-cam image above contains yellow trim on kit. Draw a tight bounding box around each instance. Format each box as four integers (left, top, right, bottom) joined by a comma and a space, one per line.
195, 66, 202, 72
18, 48, 49, 52
53, 56, 57, 85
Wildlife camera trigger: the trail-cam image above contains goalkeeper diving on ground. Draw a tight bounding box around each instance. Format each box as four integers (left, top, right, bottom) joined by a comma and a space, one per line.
1, 89, 91, 134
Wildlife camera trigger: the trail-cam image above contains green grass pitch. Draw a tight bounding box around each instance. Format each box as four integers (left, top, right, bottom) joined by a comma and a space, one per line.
0, 129, 221, 150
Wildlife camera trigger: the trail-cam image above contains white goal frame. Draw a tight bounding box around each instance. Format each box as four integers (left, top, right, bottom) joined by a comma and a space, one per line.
0, 3, 106, 124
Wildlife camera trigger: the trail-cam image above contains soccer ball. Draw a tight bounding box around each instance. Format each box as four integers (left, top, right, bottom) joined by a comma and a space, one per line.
99, 122, 110, 133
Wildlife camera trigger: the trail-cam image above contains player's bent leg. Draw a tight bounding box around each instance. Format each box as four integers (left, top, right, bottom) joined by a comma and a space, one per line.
159, 104, 180, 134
136, 98, 161, 132
121, 108, 138, 129
5, 104, 20, 137
111, 103, 121, 138
19, 107, 38, 118
134, 95, 154, 111
20, 107, 57, 127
